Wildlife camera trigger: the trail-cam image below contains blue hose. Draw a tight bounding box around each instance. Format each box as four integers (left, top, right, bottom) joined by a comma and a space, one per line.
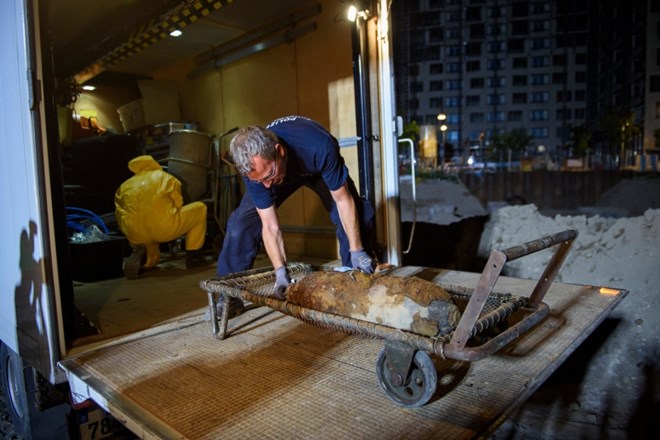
65, 207, 109, 234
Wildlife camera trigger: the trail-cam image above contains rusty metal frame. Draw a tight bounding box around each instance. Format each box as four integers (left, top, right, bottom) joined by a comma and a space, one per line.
444, 229, 577, 361
201, 230, 578, 362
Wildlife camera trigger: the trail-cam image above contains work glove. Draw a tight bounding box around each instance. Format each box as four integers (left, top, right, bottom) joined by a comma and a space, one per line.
350, 248, 375, 274
273, 265, 291, 299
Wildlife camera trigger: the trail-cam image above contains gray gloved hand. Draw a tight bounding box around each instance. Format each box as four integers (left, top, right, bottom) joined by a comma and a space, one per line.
273, 265, 291, 299
350, 248, 375, 274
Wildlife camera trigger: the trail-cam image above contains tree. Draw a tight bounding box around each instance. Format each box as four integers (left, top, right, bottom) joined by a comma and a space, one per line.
570, 124, 591, 158
488, 128, 533, 160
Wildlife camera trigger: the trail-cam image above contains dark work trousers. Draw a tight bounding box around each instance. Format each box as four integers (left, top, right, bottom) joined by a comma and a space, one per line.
216, 175, 374, 276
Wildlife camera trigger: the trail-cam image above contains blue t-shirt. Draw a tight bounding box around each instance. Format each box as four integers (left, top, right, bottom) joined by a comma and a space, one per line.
245, 116, 349, 209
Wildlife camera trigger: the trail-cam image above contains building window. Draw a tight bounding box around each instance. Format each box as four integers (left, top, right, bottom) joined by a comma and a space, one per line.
486, 76, 506, 88
508, 38, 525, 52
446, 12, 461, 23
531, 38, 550, 50
448, 45, 462, 56
513, 93, 527, 104
488, 24, 507, 35
430, 63, 443, 74
470, 112, 485, 123
487, 59, 504, 70
511, 20, 528, 35
470, 23, 485, 39
575, 71, 586, 83
465, 42, 482, 56
446, 96, 460, 107
575, 53, 587, 64
447, 114, 460, 124
530, 74, 549, 85
552, 73, 565, 84
447, 80, 462, 90
487, 94, 506, 105
487, 112, 506, 122
650, 75, 660, 92
531, 20, 549, 32
553, 54, 567, 66
446, 62, 461, 73
575, 90, 586, 101
429, 97, 443, 108
530, 92, 549, 102
512, 2, 529, 18
531, 127, 548, 138
430, 80, 443, 91
508, 111, 523, 121
513, 57, 528, 68
471, 78, 484, 88
655, 103, 660, 118
409, 98, 419, 110
410, 82, 423, 92
531, 3, 550, 14
429, 27, 443, 43
488, 41, 506, 53
513, 75, 527, 86
574, 108, 586, 119
557, 90, 573, 102
466, 60, 481, 71
466, 95, 480, 106
532, 56, 550, 67
530, 110, 549, 121
556, 109, 572, 119
487, 6, 506, 18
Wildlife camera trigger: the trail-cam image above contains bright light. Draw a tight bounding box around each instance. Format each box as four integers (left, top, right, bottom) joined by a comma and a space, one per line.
440, 124, 448, 132
347, 5, 358, 22
437, 113, 447, 121
81, 85, 96, 91
599, 287, 621, 296
170, 29, 182, 37
467, 155, 474, 166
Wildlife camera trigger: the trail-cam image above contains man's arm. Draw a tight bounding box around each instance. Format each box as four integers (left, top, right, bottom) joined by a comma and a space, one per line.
330, 182, 363, 251
256, 205, 287, 270
331, 182, 375, 273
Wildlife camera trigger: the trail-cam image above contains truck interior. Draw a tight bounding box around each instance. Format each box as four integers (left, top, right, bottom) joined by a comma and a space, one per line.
44, 0, 357, 350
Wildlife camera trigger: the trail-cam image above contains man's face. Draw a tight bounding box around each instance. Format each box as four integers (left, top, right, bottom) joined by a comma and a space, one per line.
246, 143, 285, 188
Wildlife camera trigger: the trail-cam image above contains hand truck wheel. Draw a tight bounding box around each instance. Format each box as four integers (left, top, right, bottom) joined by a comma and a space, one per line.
375, 347, 437, 408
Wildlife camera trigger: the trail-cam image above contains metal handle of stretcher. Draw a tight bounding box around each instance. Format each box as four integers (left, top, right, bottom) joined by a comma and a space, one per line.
444, 229, 577, 361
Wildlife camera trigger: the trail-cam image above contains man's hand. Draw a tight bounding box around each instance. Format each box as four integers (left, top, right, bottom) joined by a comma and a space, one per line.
273, 265, 291, 299
350, 248, 375, 274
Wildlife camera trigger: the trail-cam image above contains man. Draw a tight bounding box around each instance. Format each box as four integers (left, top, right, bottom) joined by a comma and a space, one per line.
115, 155, 208, 279
216, 116, 375, 313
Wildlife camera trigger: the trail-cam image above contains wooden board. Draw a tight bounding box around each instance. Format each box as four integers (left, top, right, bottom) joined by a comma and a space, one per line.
60, 267, 627, 439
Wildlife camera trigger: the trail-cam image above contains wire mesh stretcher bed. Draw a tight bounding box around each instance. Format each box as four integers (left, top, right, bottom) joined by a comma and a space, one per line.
201, 229, 577, 408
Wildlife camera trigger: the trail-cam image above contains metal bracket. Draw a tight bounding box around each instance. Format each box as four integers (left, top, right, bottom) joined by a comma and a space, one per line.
383, 340, 417, 387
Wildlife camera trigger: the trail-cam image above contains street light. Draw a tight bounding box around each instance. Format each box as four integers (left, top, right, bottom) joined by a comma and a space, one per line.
437, 113, 447, 170
440, 124, 448, 170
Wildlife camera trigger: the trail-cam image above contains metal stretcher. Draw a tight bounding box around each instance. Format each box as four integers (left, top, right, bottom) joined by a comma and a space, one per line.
200, 229, 577, 408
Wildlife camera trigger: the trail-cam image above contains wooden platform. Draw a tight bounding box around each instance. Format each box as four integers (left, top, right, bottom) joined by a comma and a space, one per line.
60, 267, 627, 439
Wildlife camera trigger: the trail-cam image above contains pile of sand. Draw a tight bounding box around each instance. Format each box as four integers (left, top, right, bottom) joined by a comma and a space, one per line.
479, 199, 659, 437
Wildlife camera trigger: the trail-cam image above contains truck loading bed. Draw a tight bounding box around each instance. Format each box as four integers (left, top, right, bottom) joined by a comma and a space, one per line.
59, 266, 626, 439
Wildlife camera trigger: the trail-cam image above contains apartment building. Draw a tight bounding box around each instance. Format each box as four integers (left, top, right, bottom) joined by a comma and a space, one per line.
393, 0, 655, 164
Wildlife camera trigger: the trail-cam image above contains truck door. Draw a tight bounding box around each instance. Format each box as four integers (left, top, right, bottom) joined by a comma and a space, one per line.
0, 0, 74, 437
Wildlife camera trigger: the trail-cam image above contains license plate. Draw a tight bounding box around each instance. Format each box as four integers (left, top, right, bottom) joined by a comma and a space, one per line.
78, 406, 132, 440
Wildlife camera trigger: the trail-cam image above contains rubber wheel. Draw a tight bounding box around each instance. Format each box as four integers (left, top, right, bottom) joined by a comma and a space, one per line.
0, 343, 30, 437
375, 348, 437, 408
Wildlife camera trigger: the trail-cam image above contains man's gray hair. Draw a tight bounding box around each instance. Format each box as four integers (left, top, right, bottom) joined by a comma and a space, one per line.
229, 126, 279, 174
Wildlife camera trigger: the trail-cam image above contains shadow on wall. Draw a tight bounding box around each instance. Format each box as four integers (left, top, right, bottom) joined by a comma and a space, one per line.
401, 216, 488, 272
